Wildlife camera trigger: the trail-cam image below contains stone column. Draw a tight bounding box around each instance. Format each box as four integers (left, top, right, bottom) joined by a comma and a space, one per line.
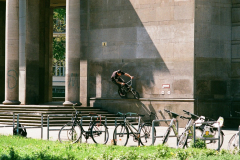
19, 0, 26, 104
63, 0, 81, 106
3, 0, 20, 105
25, 0, 40, 104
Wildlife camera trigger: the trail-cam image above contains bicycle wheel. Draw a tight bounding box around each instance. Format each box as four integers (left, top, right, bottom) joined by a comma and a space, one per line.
185, 128, 203, 148
118, 89, 127, 98
178, 131, 188, 148
113, 124, 129, 146
205, 130, 224, 150
131, 90, 140, 100
58, 122, 81, 144
228, 132, 239, 150
91, 121, 109, 144
140, 123, 156, 146
162, 128, 171, 144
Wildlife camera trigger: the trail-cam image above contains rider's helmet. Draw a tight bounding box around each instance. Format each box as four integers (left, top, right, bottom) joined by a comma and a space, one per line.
117, 69, 121, 73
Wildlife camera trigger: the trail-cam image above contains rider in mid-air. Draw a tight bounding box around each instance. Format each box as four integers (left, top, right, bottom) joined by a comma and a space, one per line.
111, 70, 134, 96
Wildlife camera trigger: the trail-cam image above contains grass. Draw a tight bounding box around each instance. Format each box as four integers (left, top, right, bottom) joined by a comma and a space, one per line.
0, 135, 240, 160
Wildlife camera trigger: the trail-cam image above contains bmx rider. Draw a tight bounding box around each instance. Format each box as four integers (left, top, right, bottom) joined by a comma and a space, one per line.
111, 70, 134, 96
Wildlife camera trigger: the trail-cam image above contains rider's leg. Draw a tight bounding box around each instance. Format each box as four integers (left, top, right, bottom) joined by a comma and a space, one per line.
112, 80, 124, 95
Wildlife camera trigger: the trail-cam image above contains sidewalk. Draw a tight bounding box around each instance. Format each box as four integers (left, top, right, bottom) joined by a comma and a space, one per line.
0, 124, 238, 150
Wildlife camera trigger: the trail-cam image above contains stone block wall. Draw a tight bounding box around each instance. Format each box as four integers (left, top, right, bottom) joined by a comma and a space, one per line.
194, 0, 232, 118
81, 0, 195, 101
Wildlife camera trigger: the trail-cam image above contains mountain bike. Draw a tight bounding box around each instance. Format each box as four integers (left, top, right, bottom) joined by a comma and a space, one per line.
228, 111, 240, 150
178, 110, 224, 150
177, 110, 202, 148
113, 112, 155, 146
58, 106, 109, 144
161, 109, 180, 145
139, 112, 156, 146
118, 79, 140, 100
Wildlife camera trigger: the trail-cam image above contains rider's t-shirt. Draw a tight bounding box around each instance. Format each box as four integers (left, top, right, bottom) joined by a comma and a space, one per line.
111, 71, 125, 82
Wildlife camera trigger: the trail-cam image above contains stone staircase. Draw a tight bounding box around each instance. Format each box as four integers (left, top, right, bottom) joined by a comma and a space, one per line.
0, 102, 125, 127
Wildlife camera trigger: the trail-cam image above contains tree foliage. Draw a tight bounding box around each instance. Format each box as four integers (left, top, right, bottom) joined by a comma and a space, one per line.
53, 8, 66, 63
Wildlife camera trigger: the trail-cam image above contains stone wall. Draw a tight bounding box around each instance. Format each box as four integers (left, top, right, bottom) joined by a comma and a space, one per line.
81, 0, 195, 102
0, 2, 5, 103
231, 0, 240, 117
194, 0, 232, 118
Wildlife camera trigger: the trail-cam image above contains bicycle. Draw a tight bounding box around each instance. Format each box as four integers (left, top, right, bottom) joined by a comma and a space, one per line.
118, 79, 140, 100
161, 109, 180, 145
228, 111, 240, 150
139, 112, 156, 146
178, 110, 224, 150
58, 106, 109, 144
113, 112, 155, 146
177, 110, 201, 148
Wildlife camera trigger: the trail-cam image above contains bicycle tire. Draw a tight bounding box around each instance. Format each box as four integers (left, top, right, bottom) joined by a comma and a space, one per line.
91, 121, 109, 144
58, 122, 82, 144
131, 90, 140, 100
162, 128, 171, 144
195, 127, 224, 150
178, 131, 188, 148
185, 128, 203, 148
205, 130, 224, 150
140, 122, 156, 146
113, 124, 129, 146
228, 132, 239, 150
118, 89, 127, 98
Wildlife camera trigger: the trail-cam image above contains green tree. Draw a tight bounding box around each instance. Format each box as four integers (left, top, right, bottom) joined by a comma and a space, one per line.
53, 8, 66, 63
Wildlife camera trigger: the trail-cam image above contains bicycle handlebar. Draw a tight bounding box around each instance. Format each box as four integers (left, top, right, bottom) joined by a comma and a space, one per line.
183, 110, 199, 119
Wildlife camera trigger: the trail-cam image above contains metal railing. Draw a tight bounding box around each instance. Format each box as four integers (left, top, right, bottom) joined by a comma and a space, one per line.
193, 121, 221, 150
15, 113, 43, 139
47, 114, 72, 140
80, 115, 107, 126
114, 117, 140, 127
152, 119, 179, 145
0, 112, 15, 129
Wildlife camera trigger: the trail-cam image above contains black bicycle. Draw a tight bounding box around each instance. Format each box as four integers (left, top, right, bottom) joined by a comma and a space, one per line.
118, 79, 140, 100
58, 107, 109, 144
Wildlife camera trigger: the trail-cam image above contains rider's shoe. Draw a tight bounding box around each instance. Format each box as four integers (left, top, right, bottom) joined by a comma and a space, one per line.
120, 93, 125, 96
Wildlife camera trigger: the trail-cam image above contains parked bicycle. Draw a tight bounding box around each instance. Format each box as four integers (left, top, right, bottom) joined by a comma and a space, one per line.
113, 112, 156, 146
177, 110, 202, 148
228, 111, 240, 150
161, 109, 180, 145
139, 112, 156, 146
178, 110, 224, 150
58, 106, 109, 144
118, 79, 140, 100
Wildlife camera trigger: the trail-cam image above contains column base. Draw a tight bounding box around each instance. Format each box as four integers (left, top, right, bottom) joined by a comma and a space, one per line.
63, 101, 82, 106
3, 100, 21, 105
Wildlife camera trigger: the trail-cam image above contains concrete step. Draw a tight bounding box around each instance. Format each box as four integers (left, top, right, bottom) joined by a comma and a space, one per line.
0, 104, 127, 126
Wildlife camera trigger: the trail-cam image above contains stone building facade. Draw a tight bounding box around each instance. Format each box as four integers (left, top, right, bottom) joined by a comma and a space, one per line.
0, 0, 239, 125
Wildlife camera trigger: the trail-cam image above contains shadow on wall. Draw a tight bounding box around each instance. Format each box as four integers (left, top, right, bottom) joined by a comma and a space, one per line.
80, 0, 170, 99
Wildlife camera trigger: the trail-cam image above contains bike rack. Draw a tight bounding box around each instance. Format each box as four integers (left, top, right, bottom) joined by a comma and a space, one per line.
114, 117, 141, 127
16, 113, 43, 139
80, 115, 107, 126
193, 121, 221, 151
47, 114, 73, 140
152, 119, 179, 145
0, 112, 15, 130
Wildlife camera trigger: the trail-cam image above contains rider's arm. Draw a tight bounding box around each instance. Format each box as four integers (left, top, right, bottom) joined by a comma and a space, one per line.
124, 73, 134, 79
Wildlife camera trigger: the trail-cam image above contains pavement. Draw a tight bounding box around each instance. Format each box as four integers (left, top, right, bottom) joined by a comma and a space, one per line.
0, 124, 238, 150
